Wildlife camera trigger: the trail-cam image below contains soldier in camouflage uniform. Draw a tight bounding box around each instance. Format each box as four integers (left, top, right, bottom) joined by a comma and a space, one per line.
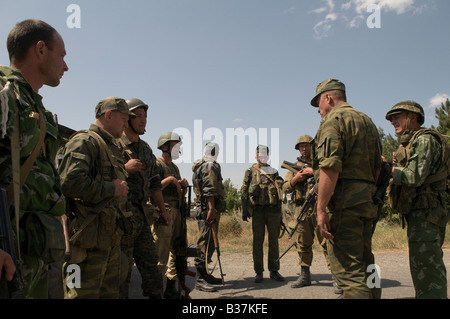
282, 135, 329, 288
311, 79, 383, 299
118, 98, 169, 299
386, 100, 449, 299
154, 132, 189, 298
241, 145, 285, 283
59, 97, 134, 299
192, 142, 226, 292
0, 19, 68, 298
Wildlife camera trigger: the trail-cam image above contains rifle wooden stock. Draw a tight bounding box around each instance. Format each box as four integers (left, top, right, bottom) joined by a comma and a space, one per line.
281, 161, 303, 174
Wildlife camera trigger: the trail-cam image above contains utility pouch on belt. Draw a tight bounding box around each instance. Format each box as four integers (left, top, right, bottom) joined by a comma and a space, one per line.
21, 211, 65, 264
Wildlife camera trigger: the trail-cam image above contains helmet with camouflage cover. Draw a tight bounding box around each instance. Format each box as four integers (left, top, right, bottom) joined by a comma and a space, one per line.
125, 98, 149, 112
385, 100, 425, 125
157, 132, 182, 150
295, 135, 313, 150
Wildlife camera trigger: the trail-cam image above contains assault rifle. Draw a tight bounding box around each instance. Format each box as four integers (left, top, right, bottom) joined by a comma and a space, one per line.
372, 161, 394, 233
373, 161, 394, 205
0, 188, 25, 299
277, 183, 318, 262
175, 185, 197, 299
281, 158, 312, 174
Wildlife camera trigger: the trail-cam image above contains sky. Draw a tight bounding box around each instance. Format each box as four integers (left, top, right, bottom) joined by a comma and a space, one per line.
1, 0, 449, 189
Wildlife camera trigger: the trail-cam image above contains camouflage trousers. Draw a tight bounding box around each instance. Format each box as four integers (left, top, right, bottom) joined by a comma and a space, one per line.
21, 255, 49, 298
120, 211, 161, 298
406, 207, 448, 299
251, 205, 281, 274
327, 201, 381, 299
294, 210, 329, 268
152, 201, 181, 280
63, 231, 124, 299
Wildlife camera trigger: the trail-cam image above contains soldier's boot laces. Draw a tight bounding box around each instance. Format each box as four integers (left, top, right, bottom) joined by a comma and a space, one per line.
291, 266, 311, 288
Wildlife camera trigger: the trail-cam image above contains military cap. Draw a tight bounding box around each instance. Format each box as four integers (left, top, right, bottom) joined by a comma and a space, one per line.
256, 145, 269, 155
95, 97, 136, 119
157, 132, 182, 150
126, 98, 149, 112
310, 79, 346, 107
295, 135, 313, 150
385, 100, 424, 125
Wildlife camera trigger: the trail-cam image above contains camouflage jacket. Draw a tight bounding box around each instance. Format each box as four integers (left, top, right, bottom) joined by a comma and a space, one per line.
192, 156, 226, 211
313, 102, 382, 209
118, 135, 161, 210
0, 65, 65, 216
155, 157, 181, 203
282, 157, 314, 205
389, 128, 448, 220
59, 124, 126, 208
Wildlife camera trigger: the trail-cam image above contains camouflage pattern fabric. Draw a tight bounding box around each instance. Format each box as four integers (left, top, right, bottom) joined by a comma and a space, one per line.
58, 124, 127, 298
313, 102, 382, 299
118, 135, 163, 298
0, 66, 65, 298
390, 128, 448, 299
192, 156, 226, 271
241, 164, 282, 274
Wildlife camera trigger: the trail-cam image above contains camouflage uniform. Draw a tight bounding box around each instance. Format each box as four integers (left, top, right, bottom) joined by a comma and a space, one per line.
119, 135, 163, 298
387, 108, 448, 299
241, 156, 283, 278
192, 151, 226, 279
154, 158, 182, 281
313, 101, 382, 299
59, 97, 135, 299
0, 66, 65, 298
282, 156, 329, 278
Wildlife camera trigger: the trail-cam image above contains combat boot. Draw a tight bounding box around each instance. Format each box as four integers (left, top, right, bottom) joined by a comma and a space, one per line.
195, 278, 218, 292
163, 278, 178, 299
197, 268, 222, 285
291, 266, 311, 288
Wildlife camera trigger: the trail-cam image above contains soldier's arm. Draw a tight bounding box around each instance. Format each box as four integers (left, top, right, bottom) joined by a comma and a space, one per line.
59, 135, 116, 204
392, 135, 442, 187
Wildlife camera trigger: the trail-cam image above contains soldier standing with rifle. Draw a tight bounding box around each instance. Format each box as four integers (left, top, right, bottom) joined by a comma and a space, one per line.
192, 142, 226, 292
282, 135, 330, 289
154, 132, 189, 298
0, 19, 68, 299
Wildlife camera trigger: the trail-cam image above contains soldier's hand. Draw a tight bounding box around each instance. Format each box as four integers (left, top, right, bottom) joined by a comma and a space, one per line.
160, 210, 171, 226
0, 249, 16, 281
125, 159, 143, 173
206, 208, 216, 225
179, 178, 189, 189
113, 179, 129, 197
317, 209, 334, 240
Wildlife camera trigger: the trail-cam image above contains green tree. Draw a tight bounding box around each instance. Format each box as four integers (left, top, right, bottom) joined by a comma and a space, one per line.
223, 178, 241, 213
378, 127, 399, 162
432, 98, 450, 142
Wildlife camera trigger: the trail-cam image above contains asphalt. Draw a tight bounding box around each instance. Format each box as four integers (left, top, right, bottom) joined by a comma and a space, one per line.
129, 249, 450, 300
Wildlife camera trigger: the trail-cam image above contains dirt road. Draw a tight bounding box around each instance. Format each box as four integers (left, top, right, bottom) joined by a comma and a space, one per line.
129, 249, 450, 300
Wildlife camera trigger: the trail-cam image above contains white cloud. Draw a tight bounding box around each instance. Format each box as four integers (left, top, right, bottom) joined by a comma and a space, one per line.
310, 0, 425, 39
428, 93, 450, 109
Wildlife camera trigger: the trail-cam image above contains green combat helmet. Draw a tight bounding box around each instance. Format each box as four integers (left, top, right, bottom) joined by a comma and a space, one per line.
125, 98, 149, 113
295, 135, 313, 150
385, 100, 425, 125
157, 132, 182, 150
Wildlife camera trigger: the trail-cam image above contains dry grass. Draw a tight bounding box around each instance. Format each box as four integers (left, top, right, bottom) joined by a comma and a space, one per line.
187, 212, 450, 254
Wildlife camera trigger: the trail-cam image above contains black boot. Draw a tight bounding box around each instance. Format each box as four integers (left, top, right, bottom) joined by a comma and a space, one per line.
291, 266, 311, 288
163, 278, 178, 299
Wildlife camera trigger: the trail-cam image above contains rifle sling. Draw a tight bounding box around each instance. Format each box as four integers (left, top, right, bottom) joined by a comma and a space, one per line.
8, 100, 46, 259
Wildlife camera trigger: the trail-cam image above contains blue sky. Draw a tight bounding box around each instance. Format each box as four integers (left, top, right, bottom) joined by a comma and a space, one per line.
1, 0, 449, 189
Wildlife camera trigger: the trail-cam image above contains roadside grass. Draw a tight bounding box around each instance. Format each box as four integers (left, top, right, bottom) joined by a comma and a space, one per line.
187, 212, 450, 255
